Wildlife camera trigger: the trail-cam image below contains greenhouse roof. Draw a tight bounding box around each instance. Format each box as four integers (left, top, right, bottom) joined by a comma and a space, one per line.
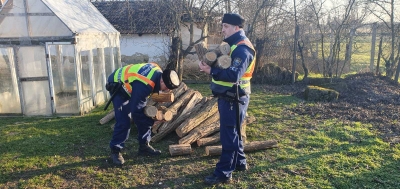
0, 0, 118, 38
42, 0, 118, 34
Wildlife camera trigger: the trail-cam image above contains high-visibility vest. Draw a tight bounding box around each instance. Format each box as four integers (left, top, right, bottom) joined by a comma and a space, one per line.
211, 39, 256, 94
113, 63, 161, 96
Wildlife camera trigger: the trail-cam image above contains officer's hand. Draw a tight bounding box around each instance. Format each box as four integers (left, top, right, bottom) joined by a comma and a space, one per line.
198, 61, 211, 74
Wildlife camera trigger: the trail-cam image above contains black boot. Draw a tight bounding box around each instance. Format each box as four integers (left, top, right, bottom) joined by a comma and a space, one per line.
204, 174, 232, 185
110, 149, 125, 165
138, 142, 161, 156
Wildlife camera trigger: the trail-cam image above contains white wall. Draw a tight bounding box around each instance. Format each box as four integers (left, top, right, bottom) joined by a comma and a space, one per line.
120, 34, 170, 67
181, 24, 203, 50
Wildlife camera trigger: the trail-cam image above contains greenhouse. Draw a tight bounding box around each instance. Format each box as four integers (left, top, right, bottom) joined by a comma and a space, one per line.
0, 0, 121, 116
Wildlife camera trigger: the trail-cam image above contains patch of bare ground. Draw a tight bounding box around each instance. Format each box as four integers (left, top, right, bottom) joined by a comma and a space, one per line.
265, 73, 400, 144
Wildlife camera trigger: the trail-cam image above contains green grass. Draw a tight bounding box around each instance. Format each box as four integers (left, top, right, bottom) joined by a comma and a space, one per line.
0, 84, 399, 188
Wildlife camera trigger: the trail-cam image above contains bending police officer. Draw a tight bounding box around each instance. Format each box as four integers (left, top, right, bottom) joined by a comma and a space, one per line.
106, 63, 180, 165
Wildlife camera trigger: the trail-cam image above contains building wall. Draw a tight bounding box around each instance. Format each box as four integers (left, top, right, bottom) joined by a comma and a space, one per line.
120, 34, 170, 67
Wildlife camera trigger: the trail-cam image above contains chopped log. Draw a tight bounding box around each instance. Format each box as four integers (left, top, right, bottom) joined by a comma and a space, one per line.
194, 42, 216, 66
152, 121, 162, 134
242, 115, 256, 143
173, 82, 188, 99
196, 115, 255, 146
205, 51, 218, 63
166, 89, 195, 115
178, 112, 219, 143
194, 42, 208, 62
99, 110, 115, 125
163, 110, 173, 121
147, 98, 157, 106
205, 140, 278, 156
163, 82, 188, 108
179, 121, 219, 144
169, 144, 192, 156
144, 106, 157, 117
216, 55, 232, 69
150, 93, 174, 103
197, 132, 220, 146
176, 97, 218, 137
179, 91, 203, 116
217, 42, 230, 55
158, 89, 196, 132
157, 106, 167, 111
156, 110, 164, 121
151, 97, 207, 143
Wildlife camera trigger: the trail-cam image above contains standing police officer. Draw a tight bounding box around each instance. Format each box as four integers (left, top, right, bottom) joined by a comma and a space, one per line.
106, 63, 180, 165
199, 13, 256, 185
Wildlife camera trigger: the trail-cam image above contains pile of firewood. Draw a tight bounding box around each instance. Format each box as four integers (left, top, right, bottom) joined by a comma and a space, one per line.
99, 82, 278, 156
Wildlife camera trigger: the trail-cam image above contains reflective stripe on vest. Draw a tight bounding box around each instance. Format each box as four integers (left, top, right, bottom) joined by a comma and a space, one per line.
113, 63, 161, 96
212, 39, 256, 88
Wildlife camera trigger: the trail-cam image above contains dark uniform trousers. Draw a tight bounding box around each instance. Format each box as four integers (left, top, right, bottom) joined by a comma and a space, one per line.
107, 76, 153, 151
214, 94, 250, 179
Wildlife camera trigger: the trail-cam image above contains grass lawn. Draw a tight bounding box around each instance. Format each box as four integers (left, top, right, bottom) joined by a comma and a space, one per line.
0, 84, 399, 188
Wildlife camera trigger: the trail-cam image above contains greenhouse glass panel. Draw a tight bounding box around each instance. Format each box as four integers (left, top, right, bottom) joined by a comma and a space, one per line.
49, 45, 79, 114
93, 48, 105, 105
114, 47, 121, 67
27, 0, 52, 13
80, 50, 93, 107
17, 46, 47, 78
28, 16, 72, 37
0, 16, 28, 38
16, 46, 51, 115
3, 0, 25, 13
21, 80, 51, 115
104, 47, 114, 77
0, 47, 21, 114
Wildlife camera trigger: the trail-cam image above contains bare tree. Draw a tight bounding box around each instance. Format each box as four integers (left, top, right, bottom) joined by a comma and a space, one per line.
365, 0, 400, 80
161, 0, 225, 80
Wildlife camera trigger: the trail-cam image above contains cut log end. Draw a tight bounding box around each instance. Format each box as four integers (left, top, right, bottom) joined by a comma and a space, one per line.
169, 144, 192, 156
218, 42, 231, 55
144, 106, 158, 118
163, 110, 173, 121
217, 55, 232, 69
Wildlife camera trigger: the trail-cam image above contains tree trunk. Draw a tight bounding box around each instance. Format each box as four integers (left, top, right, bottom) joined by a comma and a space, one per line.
169, 144, 191, 156
205, 140, 278, 156
297, 41, 308, 79
376, 36, 383, 76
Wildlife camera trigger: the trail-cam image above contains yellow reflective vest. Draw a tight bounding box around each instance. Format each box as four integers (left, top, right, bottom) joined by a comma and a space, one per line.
113, 63, 161, 96
211, 39, 256, 95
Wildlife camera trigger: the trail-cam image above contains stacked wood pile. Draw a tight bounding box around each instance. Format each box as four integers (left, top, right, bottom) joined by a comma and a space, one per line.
99, 82, 278, 156
252, 63, 299, 85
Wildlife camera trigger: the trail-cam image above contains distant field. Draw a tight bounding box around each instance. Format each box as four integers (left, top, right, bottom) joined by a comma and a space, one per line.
316, 36, 391, 74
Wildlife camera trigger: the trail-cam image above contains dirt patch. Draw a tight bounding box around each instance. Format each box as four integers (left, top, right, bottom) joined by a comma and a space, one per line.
264, 73, 400, 143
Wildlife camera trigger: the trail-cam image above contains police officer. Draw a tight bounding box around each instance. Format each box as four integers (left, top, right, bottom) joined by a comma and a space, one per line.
106, 63, 180, 165
199, 13, 256, 185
